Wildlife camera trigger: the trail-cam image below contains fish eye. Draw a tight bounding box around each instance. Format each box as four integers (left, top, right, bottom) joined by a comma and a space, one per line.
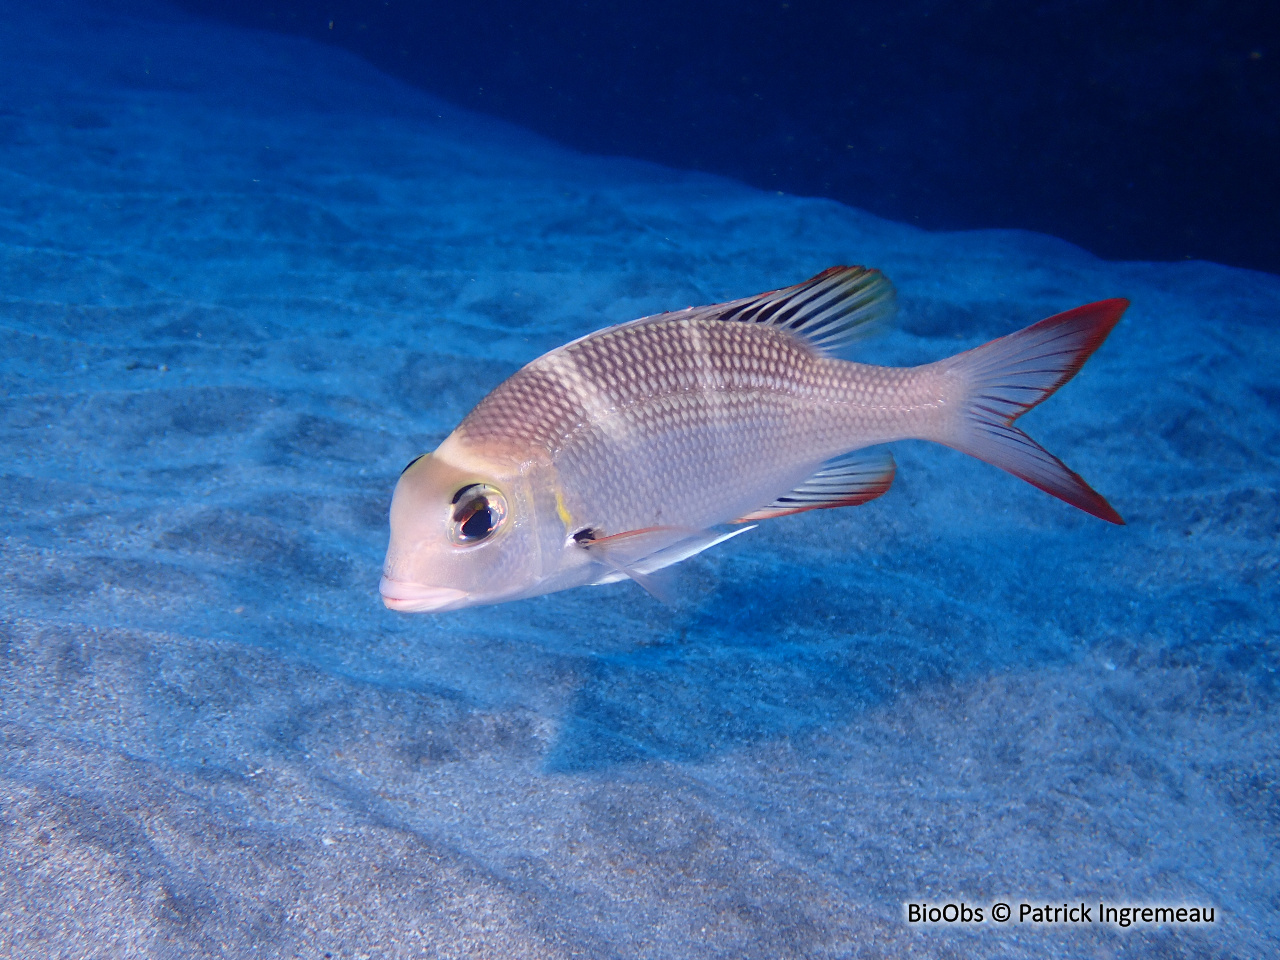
448, 483, 508, 545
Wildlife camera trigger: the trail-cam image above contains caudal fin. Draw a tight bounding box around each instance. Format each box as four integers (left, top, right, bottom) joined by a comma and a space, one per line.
941, 299, 1128, 524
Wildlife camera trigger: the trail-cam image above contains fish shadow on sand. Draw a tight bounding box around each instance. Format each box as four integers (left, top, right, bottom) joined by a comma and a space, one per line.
537, 443, 1279, 775
540, 515, 1136, 772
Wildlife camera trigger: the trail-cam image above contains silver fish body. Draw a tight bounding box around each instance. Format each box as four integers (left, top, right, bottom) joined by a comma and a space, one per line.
382, 267, 1126, 612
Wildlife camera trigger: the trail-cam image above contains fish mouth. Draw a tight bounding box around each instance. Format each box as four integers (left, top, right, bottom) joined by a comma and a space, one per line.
379, 577, 470, 612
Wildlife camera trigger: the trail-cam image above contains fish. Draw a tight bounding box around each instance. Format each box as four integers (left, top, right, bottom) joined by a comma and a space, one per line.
381, 266, 1126, 612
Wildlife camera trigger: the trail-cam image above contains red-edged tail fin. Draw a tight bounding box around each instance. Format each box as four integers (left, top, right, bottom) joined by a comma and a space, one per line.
941, 298, 1128, 524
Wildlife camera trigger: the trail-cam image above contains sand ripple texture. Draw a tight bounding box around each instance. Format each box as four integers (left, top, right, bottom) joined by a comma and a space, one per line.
1, 1, 1277, 957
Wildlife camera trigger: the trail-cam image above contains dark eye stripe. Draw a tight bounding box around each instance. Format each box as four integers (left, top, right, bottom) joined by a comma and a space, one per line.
400, 454, 426, 477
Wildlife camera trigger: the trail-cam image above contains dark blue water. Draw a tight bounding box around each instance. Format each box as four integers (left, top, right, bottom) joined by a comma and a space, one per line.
175, 0, 1280, 276
1, 1, 1277, 957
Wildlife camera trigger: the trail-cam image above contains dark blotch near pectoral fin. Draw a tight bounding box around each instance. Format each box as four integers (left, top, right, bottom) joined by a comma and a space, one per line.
737, 449, 896, 521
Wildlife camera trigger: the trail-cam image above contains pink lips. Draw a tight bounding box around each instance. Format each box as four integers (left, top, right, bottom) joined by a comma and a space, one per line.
379, 577, 469, 612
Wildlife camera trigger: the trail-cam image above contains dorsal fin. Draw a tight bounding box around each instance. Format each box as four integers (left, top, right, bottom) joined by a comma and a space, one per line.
636, 266, 895, 355
736, 448, 896, 521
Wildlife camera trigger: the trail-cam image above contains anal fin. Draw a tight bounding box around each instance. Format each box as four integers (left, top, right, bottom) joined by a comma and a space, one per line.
736, 449, 895, 521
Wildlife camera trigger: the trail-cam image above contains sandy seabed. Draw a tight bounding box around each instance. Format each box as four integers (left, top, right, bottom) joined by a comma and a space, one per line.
1, 2, 1277, 957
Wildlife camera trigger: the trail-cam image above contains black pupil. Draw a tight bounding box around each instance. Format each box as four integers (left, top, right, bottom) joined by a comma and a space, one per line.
458, 498, 494, 540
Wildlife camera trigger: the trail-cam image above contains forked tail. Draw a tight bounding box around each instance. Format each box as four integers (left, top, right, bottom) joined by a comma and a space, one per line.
939, 299, 1128, 523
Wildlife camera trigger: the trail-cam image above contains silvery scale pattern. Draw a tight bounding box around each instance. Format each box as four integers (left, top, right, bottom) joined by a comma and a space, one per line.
458, 269, 932, 532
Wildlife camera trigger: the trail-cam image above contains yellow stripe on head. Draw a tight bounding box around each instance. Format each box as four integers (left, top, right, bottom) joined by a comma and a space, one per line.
555, 490, 573, 530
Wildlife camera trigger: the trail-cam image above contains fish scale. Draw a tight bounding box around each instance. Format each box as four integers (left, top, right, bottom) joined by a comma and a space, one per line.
460, 316, 944, 534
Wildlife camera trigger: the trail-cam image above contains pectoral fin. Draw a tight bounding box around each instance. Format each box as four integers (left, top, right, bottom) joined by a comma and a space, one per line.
580, 525, 757, 601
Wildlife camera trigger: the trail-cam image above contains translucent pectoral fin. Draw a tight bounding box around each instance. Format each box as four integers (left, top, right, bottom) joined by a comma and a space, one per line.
585, 546, 679, 604
736, 449, 895, 521
629, 526, 756, 573
580, 525, 757, 602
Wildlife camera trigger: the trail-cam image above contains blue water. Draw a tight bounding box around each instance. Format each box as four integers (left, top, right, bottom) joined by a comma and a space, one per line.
2, 1, 1277, 957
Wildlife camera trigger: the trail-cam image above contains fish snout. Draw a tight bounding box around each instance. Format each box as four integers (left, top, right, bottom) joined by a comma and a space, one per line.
379, 576, 469, 612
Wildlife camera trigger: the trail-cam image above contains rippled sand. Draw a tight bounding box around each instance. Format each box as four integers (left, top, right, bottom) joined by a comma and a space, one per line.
2, 2, 1277, 957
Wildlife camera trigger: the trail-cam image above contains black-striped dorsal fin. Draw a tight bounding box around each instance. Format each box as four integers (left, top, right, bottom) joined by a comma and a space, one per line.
735, 448, 896, 522
637, 265, 896, 355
